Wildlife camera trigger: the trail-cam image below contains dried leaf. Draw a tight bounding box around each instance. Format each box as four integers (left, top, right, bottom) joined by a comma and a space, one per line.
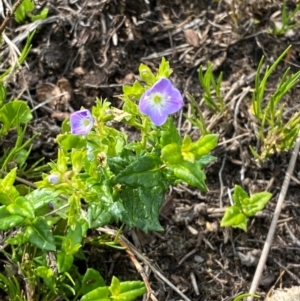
184, 29, 199, 47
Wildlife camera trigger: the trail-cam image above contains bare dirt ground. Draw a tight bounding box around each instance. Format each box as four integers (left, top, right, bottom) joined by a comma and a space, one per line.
4, 0, 300, 300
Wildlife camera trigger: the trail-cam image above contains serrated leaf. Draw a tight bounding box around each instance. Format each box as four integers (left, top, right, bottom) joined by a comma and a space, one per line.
115, 155, 162, 188
80, 268, 106, 296
190, 134, 218, 158
120, 185, 166, 232
25, 217, 56, 251
171, 161, 208, 191
6, 196, 35, 219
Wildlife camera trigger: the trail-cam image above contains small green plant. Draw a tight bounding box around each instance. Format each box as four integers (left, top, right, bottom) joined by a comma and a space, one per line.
232, 292, 260, 301
0, 58, 218, 300
251, 45, 300, 159
15, 0, 49, 23
198, 61, 225, 113
272, 0, 300, 36
221, 185, 272, 231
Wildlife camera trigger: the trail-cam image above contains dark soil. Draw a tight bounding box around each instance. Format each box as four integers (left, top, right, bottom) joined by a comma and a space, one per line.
3, 0, 300, 300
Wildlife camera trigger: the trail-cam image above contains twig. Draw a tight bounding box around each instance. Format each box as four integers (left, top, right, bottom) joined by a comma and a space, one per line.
0, 0, 25, 36
273, 259, 300, 285
233, 87, 251, 182
98, 227, 192, 301
117, 238, 158, 301
247, 135, 300, 301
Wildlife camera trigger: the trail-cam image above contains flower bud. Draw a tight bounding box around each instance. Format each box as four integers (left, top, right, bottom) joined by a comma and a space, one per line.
48, 174, 60, 184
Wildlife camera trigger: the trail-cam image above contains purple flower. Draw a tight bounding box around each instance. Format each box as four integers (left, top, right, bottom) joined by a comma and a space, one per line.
139, 78, 183, 126
70, 109, 94, 135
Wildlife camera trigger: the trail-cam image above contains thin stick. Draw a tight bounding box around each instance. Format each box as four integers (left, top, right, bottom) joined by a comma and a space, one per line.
118, 238, 158, 301
98, 227, 192, 301
0, 0, 25, 36
247, 136, 300, 300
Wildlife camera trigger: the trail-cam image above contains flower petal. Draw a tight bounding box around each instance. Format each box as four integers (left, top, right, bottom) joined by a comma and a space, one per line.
70, 109, 94, 135
148, 78, 172, 94
147, 108, 168, 126
139, 78, 183, 126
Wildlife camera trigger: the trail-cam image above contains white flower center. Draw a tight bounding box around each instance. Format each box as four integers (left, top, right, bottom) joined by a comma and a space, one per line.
152, 93, 165, 106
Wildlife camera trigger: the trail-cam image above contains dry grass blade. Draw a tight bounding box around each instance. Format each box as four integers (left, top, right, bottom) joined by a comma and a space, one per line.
247, 136, 300, 301
97, 227, 192, 301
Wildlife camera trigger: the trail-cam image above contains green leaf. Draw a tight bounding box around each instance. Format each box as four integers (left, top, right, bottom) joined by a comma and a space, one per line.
120, 185, 167, 232
34, 266, 53, 279
110, 277, 146, 301
26, 188, 60, 210
115, 155, 162, 188
6, 196, 35, 219
57, 252, 73, 273
0, 168, 17, 192
139, 64, 156, 85
68, 195, 81, 227
25, 217, 56, 251
189, 134, 218, 158
57, 149, 67, 173
161, 143, 183, 164
157, 57, 172, 78
71, 149, 86, 174
15, 0, 35, 22
80, 268, 106, 296
221, 205, 248, 231
171, 161, 208, 191
88, 204, 114, 229
80, 286, 110, 301
109, 276, 120, 296
197, 154, 216, 168
61, 236, 81, 255
0, 170, 20, 205
0, 83, 7, 107
0, 214, 24, 230
0, 101, 32, 134
232, 293, 261, 301
57, 134, 86, 150
31, 8, 48, 21
160, 118, 182, 146
66, 221, 83, 245
123, 81, 144, 101
232, 185, 249, 208
242, 191, 272, 217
